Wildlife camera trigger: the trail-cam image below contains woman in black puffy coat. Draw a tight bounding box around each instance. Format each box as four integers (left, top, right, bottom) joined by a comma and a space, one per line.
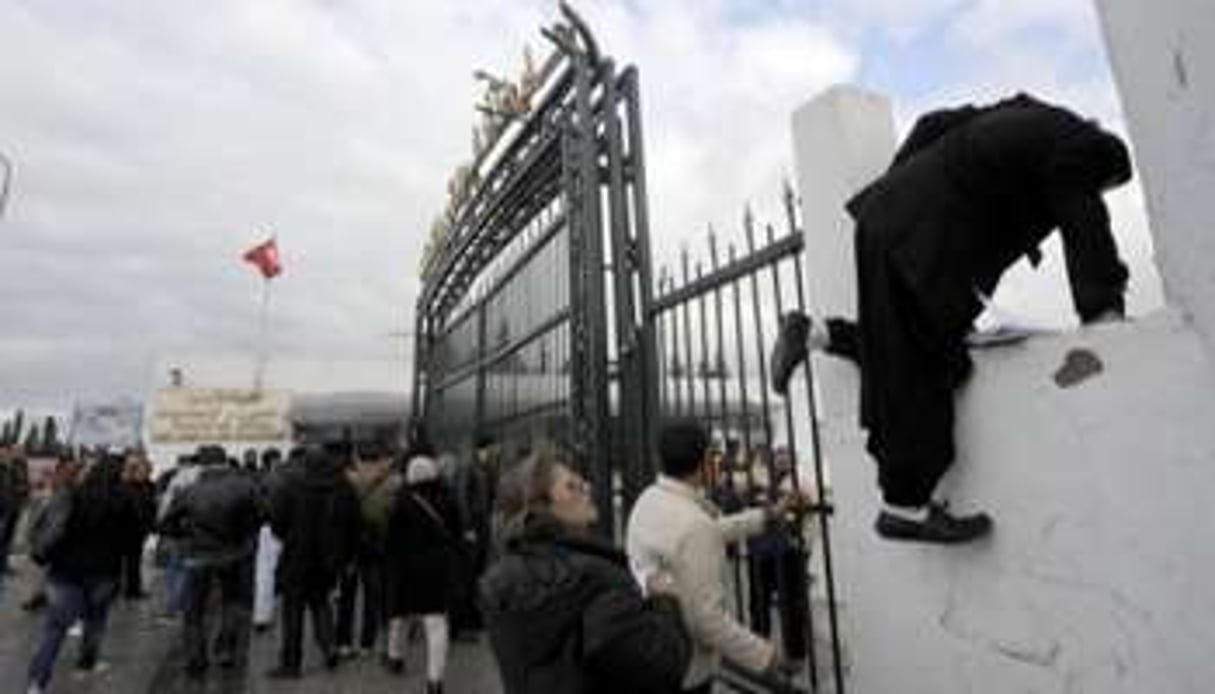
480, 448, 691, 694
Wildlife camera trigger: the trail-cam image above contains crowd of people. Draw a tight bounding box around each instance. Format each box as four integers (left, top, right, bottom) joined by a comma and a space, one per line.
2, 421, 814, 694
4, 434, 491, 694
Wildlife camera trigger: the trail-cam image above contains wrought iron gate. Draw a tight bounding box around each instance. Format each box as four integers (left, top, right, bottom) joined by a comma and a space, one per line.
412, 4, 657, 535
413, 4, 844, 692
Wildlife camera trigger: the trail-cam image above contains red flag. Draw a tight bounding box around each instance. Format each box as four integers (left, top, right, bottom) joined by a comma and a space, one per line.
242, 237, 282, 279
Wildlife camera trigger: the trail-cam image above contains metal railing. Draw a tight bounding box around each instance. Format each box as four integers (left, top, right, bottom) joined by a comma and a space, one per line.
651, 184, 845, 693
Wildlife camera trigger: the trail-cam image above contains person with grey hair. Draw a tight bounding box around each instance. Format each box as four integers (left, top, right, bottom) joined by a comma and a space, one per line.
480, 448, 691, 694
385, 454, 461, 694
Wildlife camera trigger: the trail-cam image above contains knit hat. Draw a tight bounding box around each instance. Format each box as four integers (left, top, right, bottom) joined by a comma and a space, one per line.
406, 455, 439, 484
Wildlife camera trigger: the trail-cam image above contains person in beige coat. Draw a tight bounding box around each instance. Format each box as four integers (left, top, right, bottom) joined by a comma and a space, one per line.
626, 421, 801, 694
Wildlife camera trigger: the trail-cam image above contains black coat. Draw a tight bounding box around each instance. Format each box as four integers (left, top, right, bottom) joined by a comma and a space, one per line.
847, 95, 1132, 450
480, 524, 691, 694
50, 475, 141, 581
127, 479, 158, 539
848, 93, 1131, 340
269, 453, 360, 596
385, 479, 460, 616
160, 465, 265, 566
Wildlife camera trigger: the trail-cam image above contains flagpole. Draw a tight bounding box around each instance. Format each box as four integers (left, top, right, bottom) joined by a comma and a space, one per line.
254, 274, 272, 392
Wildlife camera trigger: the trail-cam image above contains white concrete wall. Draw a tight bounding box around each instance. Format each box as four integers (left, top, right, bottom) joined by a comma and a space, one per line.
792, 88, 1215, 693
1095, 0, 1215, 349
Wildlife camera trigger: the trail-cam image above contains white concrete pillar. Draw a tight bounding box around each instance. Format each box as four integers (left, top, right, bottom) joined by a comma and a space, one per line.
790, 86, 896, 421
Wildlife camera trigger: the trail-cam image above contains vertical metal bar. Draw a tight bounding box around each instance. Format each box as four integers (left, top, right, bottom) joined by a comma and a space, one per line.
565, 50, 613, 537
476, 303, 488, 443
745, 210, 777, 495
681, 250, 696, 415
622, 66, 661, 485
656, 273, 671, 418
763, 221, 818, 689
744, 210, 779, 647
667, 274, 683, 416
728, 245, 753, 455
710, 232, 730, 446
696, 261, 713, 437
709, 233, 746, 625
602, 59, 648, 512
786, 185, 845, 694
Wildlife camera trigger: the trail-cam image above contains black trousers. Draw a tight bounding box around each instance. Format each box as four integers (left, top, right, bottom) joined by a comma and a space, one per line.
450, 539, 486, 633
856, 232, 966, 507
279, 588, 335, 670
120, 537, 147, 597
747, 547, 810, 661
182, 556, 254, 672
336, 558, 384, 650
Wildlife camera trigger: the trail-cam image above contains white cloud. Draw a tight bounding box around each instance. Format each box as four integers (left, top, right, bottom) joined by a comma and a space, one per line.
0, 0, 1159, 409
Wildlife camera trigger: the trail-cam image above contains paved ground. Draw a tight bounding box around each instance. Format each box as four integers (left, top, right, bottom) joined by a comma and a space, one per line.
0, 555, 504, 694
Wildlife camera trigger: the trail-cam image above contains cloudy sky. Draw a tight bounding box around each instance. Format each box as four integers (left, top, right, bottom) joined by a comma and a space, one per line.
0, 0, 1162, 411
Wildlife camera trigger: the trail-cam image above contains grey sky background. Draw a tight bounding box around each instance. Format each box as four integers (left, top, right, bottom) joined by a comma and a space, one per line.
0, 0, 1163, 411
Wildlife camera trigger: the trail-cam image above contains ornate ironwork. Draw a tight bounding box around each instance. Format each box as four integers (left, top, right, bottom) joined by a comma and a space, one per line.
412, 2, 656, 537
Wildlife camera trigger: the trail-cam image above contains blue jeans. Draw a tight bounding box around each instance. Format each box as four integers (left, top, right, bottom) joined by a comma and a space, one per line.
27, 574, 117, 688
164, 551, 190, 615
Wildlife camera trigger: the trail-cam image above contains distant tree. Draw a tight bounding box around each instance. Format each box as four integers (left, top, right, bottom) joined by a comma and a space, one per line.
41, 416, 59, 456
1, 420, 11, 446
23, 419, 39, 453
12, 409, 24, 445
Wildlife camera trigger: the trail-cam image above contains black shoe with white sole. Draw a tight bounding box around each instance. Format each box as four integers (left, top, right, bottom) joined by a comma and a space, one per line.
875, 502, 993, 544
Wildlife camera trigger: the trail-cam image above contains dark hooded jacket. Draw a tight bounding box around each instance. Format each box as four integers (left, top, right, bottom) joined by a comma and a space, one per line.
269, 449, 360, 595
480, 518, 691, 694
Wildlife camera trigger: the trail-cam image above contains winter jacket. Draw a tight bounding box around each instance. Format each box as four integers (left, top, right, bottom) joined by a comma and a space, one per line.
49, 474, 141, 581
269, 451, 360, 595
127, 479, 158, 539
160, 465, 264, 567
481, 520, 691, 694
385, 479, 460, 615
626, 475, 772, 688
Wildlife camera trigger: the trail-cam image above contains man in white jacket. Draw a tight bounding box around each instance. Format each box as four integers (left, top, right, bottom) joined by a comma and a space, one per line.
626, 420, 798, 693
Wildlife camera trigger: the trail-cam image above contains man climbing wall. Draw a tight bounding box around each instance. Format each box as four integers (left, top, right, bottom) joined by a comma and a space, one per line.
772, 93, 1133, 544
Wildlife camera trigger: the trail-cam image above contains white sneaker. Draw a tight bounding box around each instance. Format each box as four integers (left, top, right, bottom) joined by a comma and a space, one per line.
68, 622, 84, 638
26, 684, 44, 694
